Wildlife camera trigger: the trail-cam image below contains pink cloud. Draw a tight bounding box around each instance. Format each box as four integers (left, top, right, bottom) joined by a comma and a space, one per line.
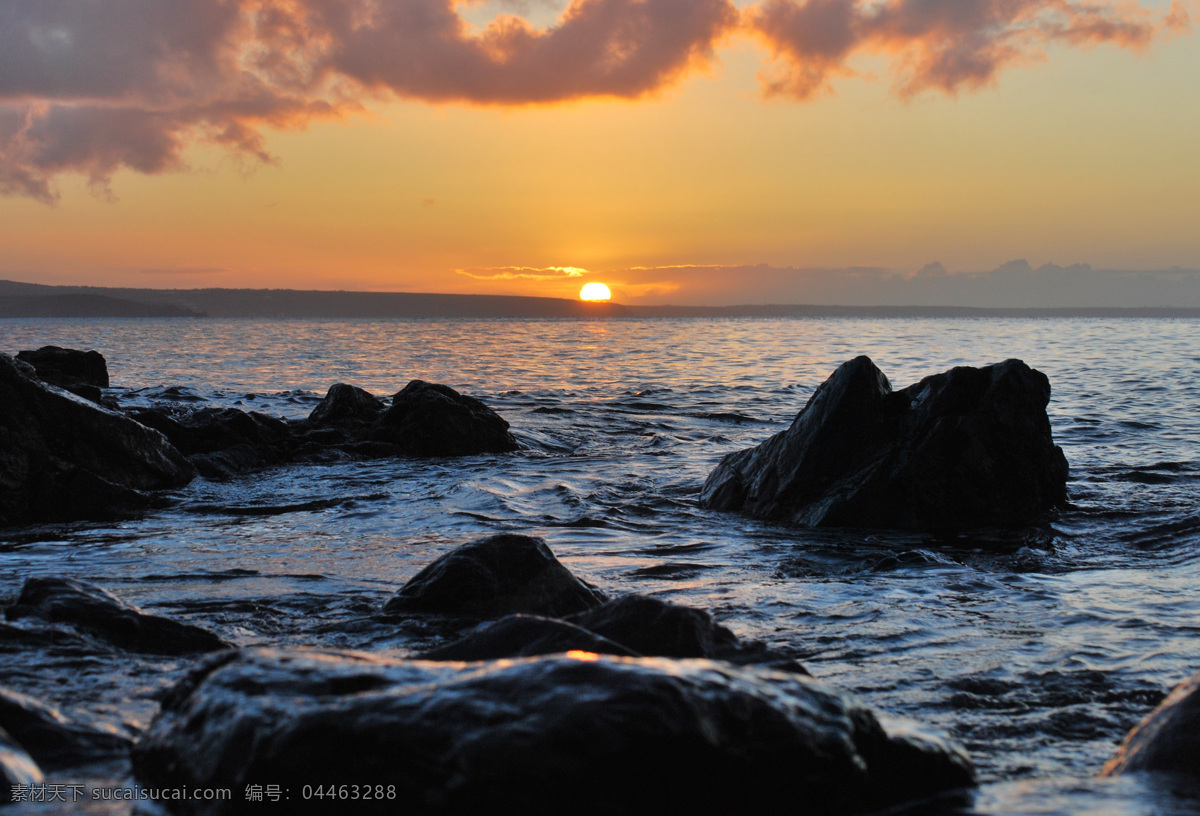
748, 0, 1185, 100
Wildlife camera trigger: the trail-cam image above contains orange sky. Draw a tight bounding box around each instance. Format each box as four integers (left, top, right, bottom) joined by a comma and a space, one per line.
1, 0, 1197, 304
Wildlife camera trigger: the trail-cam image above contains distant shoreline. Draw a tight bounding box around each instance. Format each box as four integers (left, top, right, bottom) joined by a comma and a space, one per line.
3, 280, 1199, 319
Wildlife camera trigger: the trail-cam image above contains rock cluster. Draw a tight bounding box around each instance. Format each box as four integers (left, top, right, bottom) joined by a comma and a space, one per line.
700, 356, 1069, 530
1, 346, 520, 526
0, 353, 195, 526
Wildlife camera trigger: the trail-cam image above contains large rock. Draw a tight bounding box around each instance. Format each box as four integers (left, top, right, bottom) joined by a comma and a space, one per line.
16, 346, 110, 402
699, 356, 1068, 529
1102, 669, 1200, 777
384, 534, 606, 618
0, 726, 43, 803
0, 354, 196, 526
0, 686, 131, 769
371, 380, 519, 456
5, 577, 232, 655
131, 648, 975, 815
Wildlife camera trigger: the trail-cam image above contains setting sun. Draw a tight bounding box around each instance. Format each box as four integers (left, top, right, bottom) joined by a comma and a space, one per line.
580, 283, 612, 301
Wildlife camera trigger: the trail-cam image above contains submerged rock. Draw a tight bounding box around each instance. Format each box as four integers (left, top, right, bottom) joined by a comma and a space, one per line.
567, 594, 804, 671
0, 726, 43, 803
419, 614, 639, 661
128, 406, 293, 480
371, 379, 519, 456
132, 648, 975, 815
1102, 669, 1200, 777
0, 686, 131, 770
699, 356, 1068, 530
5, 577, 232, 656
383, 534, 606, 618
0, 353, 196, 526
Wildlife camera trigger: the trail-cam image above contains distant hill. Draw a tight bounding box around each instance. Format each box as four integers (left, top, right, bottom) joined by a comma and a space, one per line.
2, 280, 1199, 318
0, 293, 202, 318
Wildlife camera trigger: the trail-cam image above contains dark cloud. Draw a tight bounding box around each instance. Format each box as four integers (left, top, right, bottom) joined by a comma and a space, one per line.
0, 0, 1186, 201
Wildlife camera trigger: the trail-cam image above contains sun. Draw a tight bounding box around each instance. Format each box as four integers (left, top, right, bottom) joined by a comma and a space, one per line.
580, 282, 612, 301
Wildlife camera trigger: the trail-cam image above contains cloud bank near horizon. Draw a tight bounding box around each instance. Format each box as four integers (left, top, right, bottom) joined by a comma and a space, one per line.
1, 0, 1189, 202
600, 261, 1200, 308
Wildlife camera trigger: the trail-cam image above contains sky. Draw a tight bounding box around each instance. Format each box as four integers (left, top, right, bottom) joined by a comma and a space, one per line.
1, 0, 1198, 306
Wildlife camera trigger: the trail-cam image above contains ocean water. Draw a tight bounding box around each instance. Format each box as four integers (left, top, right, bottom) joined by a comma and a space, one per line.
3, 316, 1200, 814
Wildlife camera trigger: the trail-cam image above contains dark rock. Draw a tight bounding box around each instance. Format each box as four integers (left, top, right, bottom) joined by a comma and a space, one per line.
567, 594, 805, 671
1102, 669, 1200, 777
419, 614, 640, 661
371, 379, 519, 456
129, 406, 293, 478
308, 383, 386, 427
0, 354, 196, 526
0, 686, 131, 769
383, 534, 606, 619
16, 345, 109, 389
699, 356, 1069, 529
0, 726, 43, 802
5, 577, 232, 655
132, 648, 974, 815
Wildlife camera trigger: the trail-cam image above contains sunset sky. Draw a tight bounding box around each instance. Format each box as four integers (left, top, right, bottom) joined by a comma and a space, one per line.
1, 0, 1197, 304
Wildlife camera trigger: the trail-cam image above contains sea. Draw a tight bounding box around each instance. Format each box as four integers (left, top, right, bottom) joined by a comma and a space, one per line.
3, 316, 1200, 815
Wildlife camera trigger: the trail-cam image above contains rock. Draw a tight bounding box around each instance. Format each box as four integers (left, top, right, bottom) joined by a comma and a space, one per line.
0, 726, 43, 803
132, 648, 975, 815
419, 614, 639, 661
567, 594, 805, 671
1102, 669, 1200, 777
383, 534, 606, 619
371, 379, 519, 456
699, 356, 1069, 530
16, 345, 109, 390
5, 577, 232, 656
308, 383, 386, 427
0, 686, 131, 769
129, 406, 293, 478
0, 354, 196, 526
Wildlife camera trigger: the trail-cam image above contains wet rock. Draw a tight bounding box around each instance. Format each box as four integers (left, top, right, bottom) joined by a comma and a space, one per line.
0, 687, 131, 770
1102, 669, 1200, 777
383, 534, 606, 619
699, 356, 1069, 530
5, 577, 232, 656
419, 614, 639, 661
132, 648, 975, 815
567, 594, 805, 671
371, 379, 519, 456
0, 726, 43, 802
16, 345, 109, 392
0, 354, 196, 526
308, 383, 386, 427
129, 406, 293, 478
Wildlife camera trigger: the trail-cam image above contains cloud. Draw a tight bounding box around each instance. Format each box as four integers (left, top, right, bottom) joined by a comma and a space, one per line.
139, 266, 229, 276
457, 265, 589, 280
0, 0, 1188, 200
748, 0, 1186, 99
605, 262, 1200, 307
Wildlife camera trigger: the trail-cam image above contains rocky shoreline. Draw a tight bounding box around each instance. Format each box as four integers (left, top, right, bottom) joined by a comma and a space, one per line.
2, 345, 1194, 813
